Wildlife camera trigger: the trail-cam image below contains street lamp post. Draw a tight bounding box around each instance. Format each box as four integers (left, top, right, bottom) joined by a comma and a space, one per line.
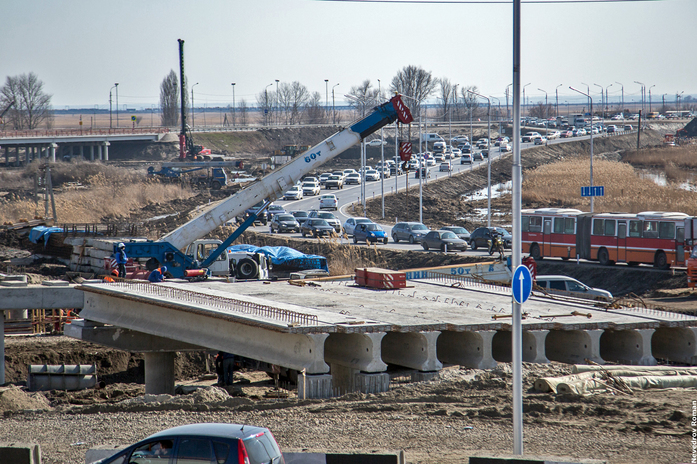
603, 84, 613, 119
325, 79, 329, 122
332, 84, 339, 124
191, 82, 199, 128
468, 90, 492, 227
593, 84, 604, 130
634, 81, 645, 121
275, 79, 280, 125
649, 85, 655, 113
555, 84, 562, 118
264, 84, 272, 126
109, 84, 117, 129
570, 86, 594, 212
115, 83, 119, 128
537, 88, 548, 137
615, 82, 624, 116
678, 91, 684, 113
522, 83, 531, 116
506, 83, 512, 121
378, 79, 385, 218
231, 83, 236, 127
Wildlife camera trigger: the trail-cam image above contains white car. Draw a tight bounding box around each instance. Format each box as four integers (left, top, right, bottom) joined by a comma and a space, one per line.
451, 135, 469, 144
283, 186, 303, 201
319, 172, 332, 185
302, 182, 320, 196
343, 169, 358, 177
343, 217, 373, 236
535, 275, 612, 301
379, 166, 391, 178
547, 131, 560, 140
439, 162, 452, 172
533, 136, 547, 145
500, 143, 512, 152
319, 194, 338, 211
344, 172, 361, 185
460, 153, 473, 164
366, 139, 386, 147
365, 169, 380, 181
426, 158, 436, 167
450, 148, 462, 157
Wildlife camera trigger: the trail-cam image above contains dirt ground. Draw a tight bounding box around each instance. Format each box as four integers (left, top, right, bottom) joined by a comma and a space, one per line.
1, 126, 697, 463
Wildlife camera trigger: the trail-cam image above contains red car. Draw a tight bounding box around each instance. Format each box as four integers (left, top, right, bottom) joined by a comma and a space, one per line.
560, 130, 574, 138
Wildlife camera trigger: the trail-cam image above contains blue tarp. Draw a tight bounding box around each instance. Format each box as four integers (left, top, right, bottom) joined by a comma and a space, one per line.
227, 244, 328, 272
28, 226, 65, 247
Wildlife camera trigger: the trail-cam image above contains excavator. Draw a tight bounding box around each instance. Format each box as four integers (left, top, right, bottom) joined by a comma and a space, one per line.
177, 39, 211, 160
121, 88, 413, 280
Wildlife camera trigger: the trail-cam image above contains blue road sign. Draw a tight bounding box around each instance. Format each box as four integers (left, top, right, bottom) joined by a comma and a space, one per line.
581, 186, 605, 197
512, 265, 533, 304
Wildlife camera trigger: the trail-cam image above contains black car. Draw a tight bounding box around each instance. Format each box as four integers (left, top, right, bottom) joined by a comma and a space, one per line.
93, 423, 285, 464
301, 219, 336, 238
243, 201, 268, 225
266, 204, 287, 219
290, 210, 309, 226
469, 227, 512, 250
440, 225, 471, 242
421, 230, 468, 252
269, 214, 300, 233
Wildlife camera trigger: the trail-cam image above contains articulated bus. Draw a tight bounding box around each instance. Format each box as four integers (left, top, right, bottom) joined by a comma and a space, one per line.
522, 209, 688, 269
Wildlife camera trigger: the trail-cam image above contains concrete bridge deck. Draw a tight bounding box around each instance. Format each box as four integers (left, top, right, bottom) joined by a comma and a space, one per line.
3, 276, 696, 397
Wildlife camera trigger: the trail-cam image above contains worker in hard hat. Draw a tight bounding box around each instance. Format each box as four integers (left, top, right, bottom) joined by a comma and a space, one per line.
103, 269, 118, 283
148, 266, 167, 283
115, 242, 128, 280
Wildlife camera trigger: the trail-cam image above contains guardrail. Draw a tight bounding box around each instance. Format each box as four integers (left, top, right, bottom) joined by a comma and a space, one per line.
0, 128, 170, 138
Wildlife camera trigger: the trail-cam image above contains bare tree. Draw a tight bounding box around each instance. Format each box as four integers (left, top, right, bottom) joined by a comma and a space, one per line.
159, 70, 179, 127
389, 65, 437, 120
238, 99, 248, 125
460, 85, 481, 120
0, 72, 52, 130
528, 101, 554, 120
304, 91, 324, 124
256, 89, 276, 125
438, 78, 454, 121
276, 81, 309, 125
347, 79, 379, 118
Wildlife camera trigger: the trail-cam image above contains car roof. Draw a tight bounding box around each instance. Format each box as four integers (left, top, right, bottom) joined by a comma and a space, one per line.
147, 423, 268, 441
536, 275, 579, 281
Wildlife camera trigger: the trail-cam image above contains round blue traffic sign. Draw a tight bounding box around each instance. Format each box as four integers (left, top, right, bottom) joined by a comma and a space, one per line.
512, 264, 533, 304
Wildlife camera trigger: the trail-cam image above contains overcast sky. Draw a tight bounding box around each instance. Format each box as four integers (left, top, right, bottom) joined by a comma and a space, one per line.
2, 0, 694, 109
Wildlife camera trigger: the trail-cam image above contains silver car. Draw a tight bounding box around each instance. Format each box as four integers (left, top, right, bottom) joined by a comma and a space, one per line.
535, 275, 612, 301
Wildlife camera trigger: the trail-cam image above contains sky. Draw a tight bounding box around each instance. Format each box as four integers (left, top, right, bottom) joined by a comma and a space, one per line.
2, 0, 695, 110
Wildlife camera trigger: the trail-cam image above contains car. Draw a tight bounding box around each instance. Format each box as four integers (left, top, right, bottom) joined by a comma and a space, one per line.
318, 172, 332, 186
441, 225, 471, 241
283, 186, 303, 201
521, 132, 541, 143
353, 223, 389, 244
366, 139, 386, 147
624, 124, 633, 131
547, 131, 560, 140
344, 172, 361, 185
535, 275, 613, 301
414, 166, 430, 178
439, 162, 452, 172
459, 143, 472, 154
451, 135, 469, 144
365, 169, 380, 181
302, 181, 320, 196
433, 153, 445, 163
379, 166, 391, 178
325, 175, 344, 190
392, 221, 430, 244
533, 136, 547, 145
269, 213, 300, 233
606, 125, 618, 133
301, 218, 336, 238
425, 158, 436, 167
476, 139, 489, 149
421, 230, 468, 252
308, 210, 340, 232
469, 227, 512, 250
500, 143, 512, 152
343, 168, 358, 177
290, 210, 309, 225
244, 200, 269, 225
266, 204, 286, 219
472, 151, 484, 161
460, 153, 473, 164
560, 130, 574, 138
390, 163, 403, 176
303, 176, 319, 184
318, 194, 338, 211
92, 423, 285, 464
611, 114, 624, 120
450, 148, 462, 157
343, 217, 373, 235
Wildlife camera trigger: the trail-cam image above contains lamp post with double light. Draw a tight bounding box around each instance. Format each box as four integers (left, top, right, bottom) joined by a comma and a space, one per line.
332, 84, 339, 125
649, 85, 655, 113
555, 84, 562, 118
468, 90, 492, 227
537, 88, 548, 137
570, 86, 595, 212
109, 84, 117, 129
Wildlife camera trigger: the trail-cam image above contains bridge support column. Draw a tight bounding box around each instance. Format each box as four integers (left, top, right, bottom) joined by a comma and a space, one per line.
97, 144, 102, 161
4, 146, 8, 166
144, 352, 175, 395
324, 333, 387, 372
601, 329, 656, 365
545, 329, 604, 365
102, 141, 110, 161
492, 330, 549, 363
79, 145, 84, 160
381, 331, 442, 372
90, 145, 95, 161
652, 327, 697, 365
437, 330, 498, 369
49, 143, 57, 163
297, 373, 333, 399
1, 311, 5, 385
15, 146, 20, 166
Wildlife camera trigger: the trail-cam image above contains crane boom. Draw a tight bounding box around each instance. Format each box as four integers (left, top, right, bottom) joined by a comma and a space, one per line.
160, 95, 412, 250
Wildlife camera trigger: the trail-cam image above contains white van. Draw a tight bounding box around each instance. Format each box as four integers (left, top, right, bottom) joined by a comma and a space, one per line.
432, 141, 447, 153
421, 133, 444, 143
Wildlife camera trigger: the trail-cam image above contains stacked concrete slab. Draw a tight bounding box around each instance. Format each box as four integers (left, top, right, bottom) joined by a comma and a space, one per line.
62, 236, 143, 273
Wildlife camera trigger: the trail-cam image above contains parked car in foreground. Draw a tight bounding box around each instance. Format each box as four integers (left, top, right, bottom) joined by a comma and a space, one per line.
353, 223, 389, 244
92, 423, 285, 464
392, 222, 430, 243
460, 153, 472, 164
421, 230, 468, 252
535, 275, 613, 301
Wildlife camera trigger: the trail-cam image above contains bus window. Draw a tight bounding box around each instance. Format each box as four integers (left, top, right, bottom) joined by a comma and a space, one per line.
522, 216, 529, 232
604, 220, 616, 236
563, 218, 575, 234
659, 221, 675, 239
629, 220, 642, 237
593, 219, 604, 235
643, 221, 658, 238
554, 217, 575, 234
529, 216, 542, 233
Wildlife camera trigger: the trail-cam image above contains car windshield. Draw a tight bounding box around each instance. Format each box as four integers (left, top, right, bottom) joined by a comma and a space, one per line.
269, 206, 284, 211
441, 232, 457, 239
321, 196, 335, 201
319, 213, 335, 219
412, 224, 428, 231
277, 215, 295, 221
302, 183, 314, 187
292, 211, 307, 218
365, 224, 381, 231
495, 228, 509, 235
329, 176, 340, 180
447, 227, 468, 234
312, 219, 329, 226
356, 219, 371, 224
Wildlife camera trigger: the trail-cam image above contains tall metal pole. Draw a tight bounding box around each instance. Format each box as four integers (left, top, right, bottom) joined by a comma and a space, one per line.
538, 89, 547, 136
593, 84, 603, 130
649, 85, 655, 113
616, 82, 624, 115
555, 84, 562, 118
325, 79, 329, 123
191, 82, 198, 128
115, 83, 119, 128
506, 83, 512, 121
511, 0, 523, 454
231, 83, 236, 127
634, 81, 645, 122
332, 83, 339, 125
570, 87, 594, 212
468, 90, 491, 227
275, 79, 280, 125
522, 83, 530, 117
379, 79, 385, 219
109, 85, 116, 129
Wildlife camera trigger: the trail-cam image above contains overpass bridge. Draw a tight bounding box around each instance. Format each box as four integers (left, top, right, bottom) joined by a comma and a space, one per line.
0, 129, 169, 165
2, 272, 696, 398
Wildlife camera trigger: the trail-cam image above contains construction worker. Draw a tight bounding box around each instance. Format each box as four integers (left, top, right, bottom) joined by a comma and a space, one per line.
103, 269, 119, 283
115, 243, 127, 280
148, 266, 167, 283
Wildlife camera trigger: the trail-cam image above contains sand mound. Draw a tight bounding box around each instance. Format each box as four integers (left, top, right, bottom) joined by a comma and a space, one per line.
0, 386, 52, 413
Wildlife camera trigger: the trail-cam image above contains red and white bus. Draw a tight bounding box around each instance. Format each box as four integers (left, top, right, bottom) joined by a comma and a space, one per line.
522, 209, 688, 269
